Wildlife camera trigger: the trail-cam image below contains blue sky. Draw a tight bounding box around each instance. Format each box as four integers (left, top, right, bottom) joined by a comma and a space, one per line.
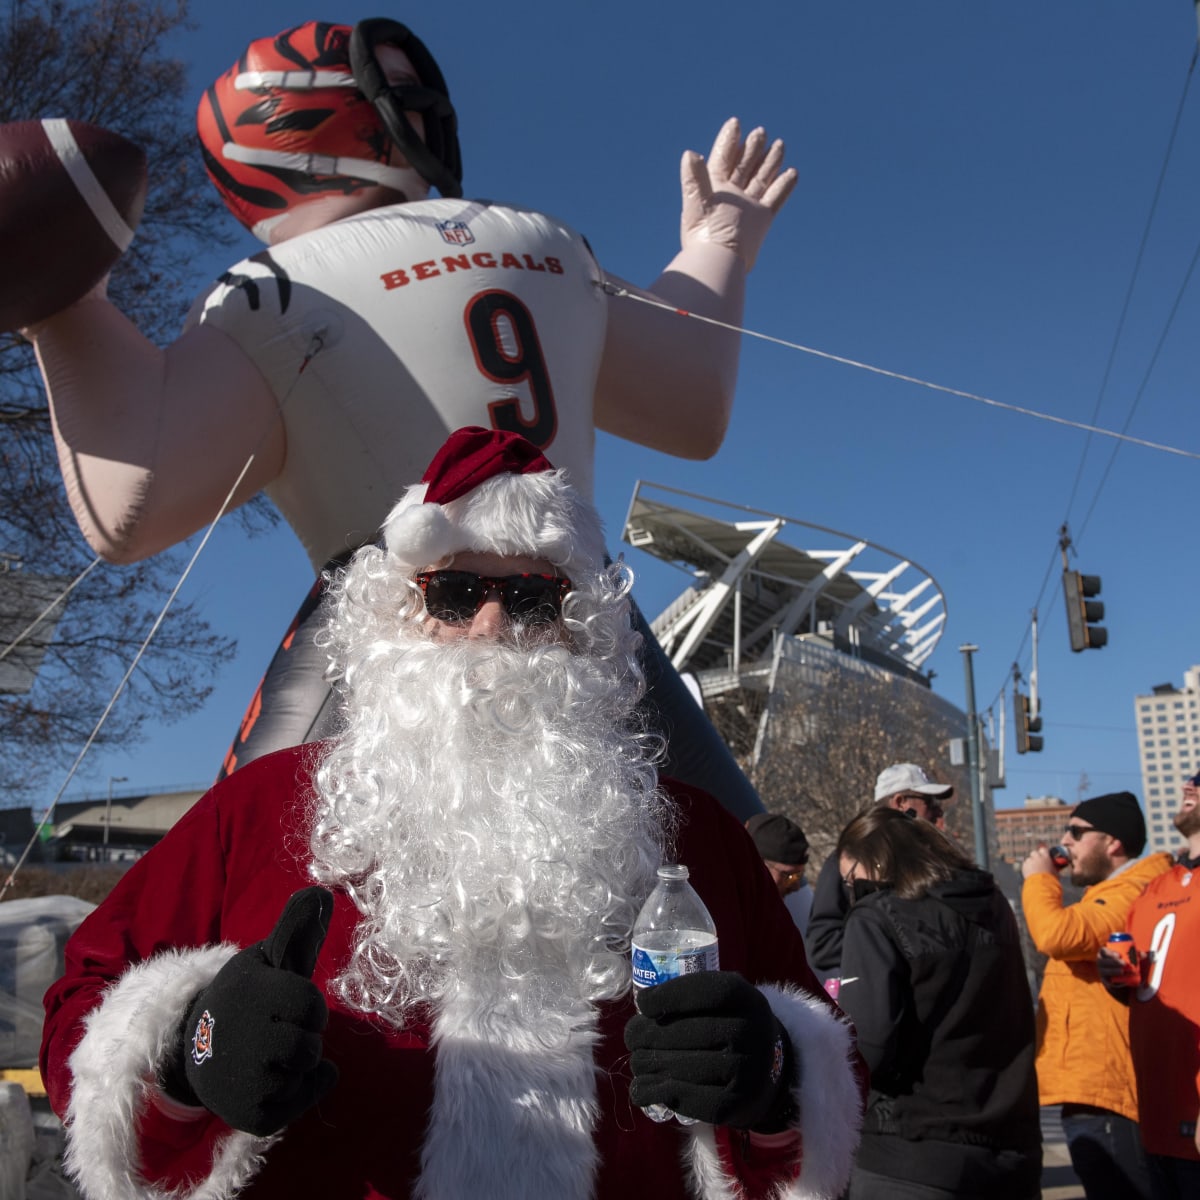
50, 2, 1200, 815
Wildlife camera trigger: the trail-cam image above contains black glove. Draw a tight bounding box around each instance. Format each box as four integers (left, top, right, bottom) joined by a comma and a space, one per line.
624, 971, 796, 1132
161, 886, 339, 1137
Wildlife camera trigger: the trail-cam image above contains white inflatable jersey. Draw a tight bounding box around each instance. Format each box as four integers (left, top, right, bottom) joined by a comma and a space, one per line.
192, 200, 607, 570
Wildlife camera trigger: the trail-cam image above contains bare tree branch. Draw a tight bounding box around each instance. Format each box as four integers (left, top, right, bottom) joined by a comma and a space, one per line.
707, 659, 973, 872
0, 0, 275, 801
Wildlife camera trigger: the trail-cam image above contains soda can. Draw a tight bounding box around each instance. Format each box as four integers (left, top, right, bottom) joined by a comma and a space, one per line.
1107, 932, 1140, 986
1049, 845, 1069, 870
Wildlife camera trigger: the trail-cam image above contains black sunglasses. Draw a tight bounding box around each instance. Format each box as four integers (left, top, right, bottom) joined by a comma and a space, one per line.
1064, 823, 1103, 840
414, 570, 571, 625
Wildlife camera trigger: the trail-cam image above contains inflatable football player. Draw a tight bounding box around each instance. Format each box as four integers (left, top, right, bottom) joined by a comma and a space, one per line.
26, 19, 796, 816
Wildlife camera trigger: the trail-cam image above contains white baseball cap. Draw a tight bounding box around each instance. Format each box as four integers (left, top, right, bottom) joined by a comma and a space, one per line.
874, 763, 954, 804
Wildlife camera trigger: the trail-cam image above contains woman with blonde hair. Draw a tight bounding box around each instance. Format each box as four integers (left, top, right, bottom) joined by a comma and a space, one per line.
836, 807, 1041, 1199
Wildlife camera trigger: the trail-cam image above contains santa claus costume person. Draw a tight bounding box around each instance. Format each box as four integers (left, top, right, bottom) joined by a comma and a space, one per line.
42, 427, 864, 1200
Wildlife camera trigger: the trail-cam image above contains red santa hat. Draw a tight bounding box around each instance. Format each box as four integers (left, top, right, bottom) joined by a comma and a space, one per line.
382, 426, 608, 585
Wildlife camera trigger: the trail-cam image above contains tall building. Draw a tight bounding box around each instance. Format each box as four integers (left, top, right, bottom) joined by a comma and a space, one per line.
995, 797, 1069, 864
1134, 666, 1200, 856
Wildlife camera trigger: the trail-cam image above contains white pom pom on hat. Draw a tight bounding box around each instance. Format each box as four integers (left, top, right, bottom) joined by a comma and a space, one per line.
381, 426, 607, 585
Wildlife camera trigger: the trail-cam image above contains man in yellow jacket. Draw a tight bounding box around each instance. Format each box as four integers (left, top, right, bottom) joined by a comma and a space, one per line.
1022, 791, 1172, 1200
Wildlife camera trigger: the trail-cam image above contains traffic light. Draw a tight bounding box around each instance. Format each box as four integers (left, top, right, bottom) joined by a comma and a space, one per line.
1062, 570, 1107, 652
1014, 690, 1043, 754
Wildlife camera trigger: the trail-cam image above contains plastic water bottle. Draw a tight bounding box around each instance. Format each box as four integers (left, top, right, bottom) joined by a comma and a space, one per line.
631, 864, 719, 1123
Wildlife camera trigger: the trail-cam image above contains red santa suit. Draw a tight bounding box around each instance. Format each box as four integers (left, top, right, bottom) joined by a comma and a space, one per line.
41, 746, 863, 1200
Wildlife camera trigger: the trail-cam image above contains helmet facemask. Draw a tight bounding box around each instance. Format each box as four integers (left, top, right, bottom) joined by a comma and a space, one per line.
349, 18, 463, 202
197, 18, 463, 242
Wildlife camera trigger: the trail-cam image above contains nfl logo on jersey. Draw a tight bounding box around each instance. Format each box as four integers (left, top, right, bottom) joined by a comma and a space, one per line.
437, 220, 474, 246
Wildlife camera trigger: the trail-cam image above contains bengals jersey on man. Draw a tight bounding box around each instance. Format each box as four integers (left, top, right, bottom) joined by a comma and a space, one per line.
1127, 860, 1200, 1162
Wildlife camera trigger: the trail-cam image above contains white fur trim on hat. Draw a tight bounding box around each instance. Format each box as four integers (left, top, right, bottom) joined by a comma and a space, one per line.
382, 467, 608, 587
63, 944, 278, 1200
684, 984, 862, 1200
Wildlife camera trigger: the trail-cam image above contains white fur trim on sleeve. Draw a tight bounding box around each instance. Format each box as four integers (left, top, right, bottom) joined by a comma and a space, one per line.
64, 944, 279, 1200
683, 985, 862, 1200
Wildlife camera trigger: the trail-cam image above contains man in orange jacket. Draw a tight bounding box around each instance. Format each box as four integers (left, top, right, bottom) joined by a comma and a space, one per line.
1022, 791, 1172, 1200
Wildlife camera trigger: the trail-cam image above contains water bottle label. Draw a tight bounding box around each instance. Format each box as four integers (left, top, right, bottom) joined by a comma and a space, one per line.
631, 942, 720, 988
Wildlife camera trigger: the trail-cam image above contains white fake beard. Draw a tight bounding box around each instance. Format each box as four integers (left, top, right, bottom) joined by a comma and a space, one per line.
308, 629, 670, 1038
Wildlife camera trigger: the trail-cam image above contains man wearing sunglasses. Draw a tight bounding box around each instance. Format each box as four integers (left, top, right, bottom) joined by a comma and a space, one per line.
1021, 791, 1172, 1199
43, 427, 864, 1200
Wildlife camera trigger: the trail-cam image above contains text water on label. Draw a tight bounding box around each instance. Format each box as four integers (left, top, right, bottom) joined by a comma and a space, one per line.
631, 936, 720, 989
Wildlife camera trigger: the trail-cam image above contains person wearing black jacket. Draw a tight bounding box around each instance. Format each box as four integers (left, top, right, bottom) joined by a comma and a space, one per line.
806, 762, 953, 980
835, 807, 1041, 1199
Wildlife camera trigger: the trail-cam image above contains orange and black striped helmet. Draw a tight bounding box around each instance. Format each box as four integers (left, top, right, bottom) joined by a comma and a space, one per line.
197, 19, 461, 241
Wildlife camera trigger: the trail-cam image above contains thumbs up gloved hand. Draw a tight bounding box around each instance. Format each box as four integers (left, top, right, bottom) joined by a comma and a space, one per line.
624, 971, 797, 1132
160, 887, 339, 1137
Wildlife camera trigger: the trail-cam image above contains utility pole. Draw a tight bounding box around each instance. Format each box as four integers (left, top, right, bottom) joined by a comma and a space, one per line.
960, 644, 987, 869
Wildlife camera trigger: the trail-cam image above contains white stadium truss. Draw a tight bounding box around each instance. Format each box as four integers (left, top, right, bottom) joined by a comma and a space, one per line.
622, 482, 947, 683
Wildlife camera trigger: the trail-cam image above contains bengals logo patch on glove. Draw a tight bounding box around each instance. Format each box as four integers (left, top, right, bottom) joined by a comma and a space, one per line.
191, 1009, 216, 1065
162, 889, 339, 1137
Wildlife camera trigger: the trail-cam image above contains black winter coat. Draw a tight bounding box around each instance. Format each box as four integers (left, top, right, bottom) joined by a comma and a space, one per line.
837, 868, 1042, 1197
804, 853, 850, 975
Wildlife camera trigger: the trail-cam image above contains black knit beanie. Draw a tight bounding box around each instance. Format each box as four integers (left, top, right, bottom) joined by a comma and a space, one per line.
1072, 792, 1146, 857
746, 813, 809, 865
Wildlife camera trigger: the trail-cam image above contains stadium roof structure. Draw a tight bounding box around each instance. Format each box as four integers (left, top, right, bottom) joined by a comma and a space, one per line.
622, 482, 947, 681
51, 789, 205, 844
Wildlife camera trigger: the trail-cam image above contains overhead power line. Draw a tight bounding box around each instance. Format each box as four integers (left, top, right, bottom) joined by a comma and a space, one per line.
605, 284, 1200, 462
988, 42, 1200, 712
1063, 46, 1199, 521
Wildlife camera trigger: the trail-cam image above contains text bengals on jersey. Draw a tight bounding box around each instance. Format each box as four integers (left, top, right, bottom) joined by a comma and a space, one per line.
381, 252, 566, 290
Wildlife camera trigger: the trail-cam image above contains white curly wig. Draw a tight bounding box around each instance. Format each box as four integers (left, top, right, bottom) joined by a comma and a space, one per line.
307, 428, 671, 1031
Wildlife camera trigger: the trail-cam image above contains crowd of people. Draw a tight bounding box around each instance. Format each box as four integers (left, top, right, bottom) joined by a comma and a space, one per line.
34, 445, 1194, 1184
32, 426, 1200, 1199
743, 769, 1200, 1200
749, 768, 1042, 1199
17, 406, 1193, 1200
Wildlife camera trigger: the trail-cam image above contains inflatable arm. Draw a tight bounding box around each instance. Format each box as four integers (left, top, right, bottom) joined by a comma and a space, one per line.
595, 118, 796, 458
29, 292, 285, 564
